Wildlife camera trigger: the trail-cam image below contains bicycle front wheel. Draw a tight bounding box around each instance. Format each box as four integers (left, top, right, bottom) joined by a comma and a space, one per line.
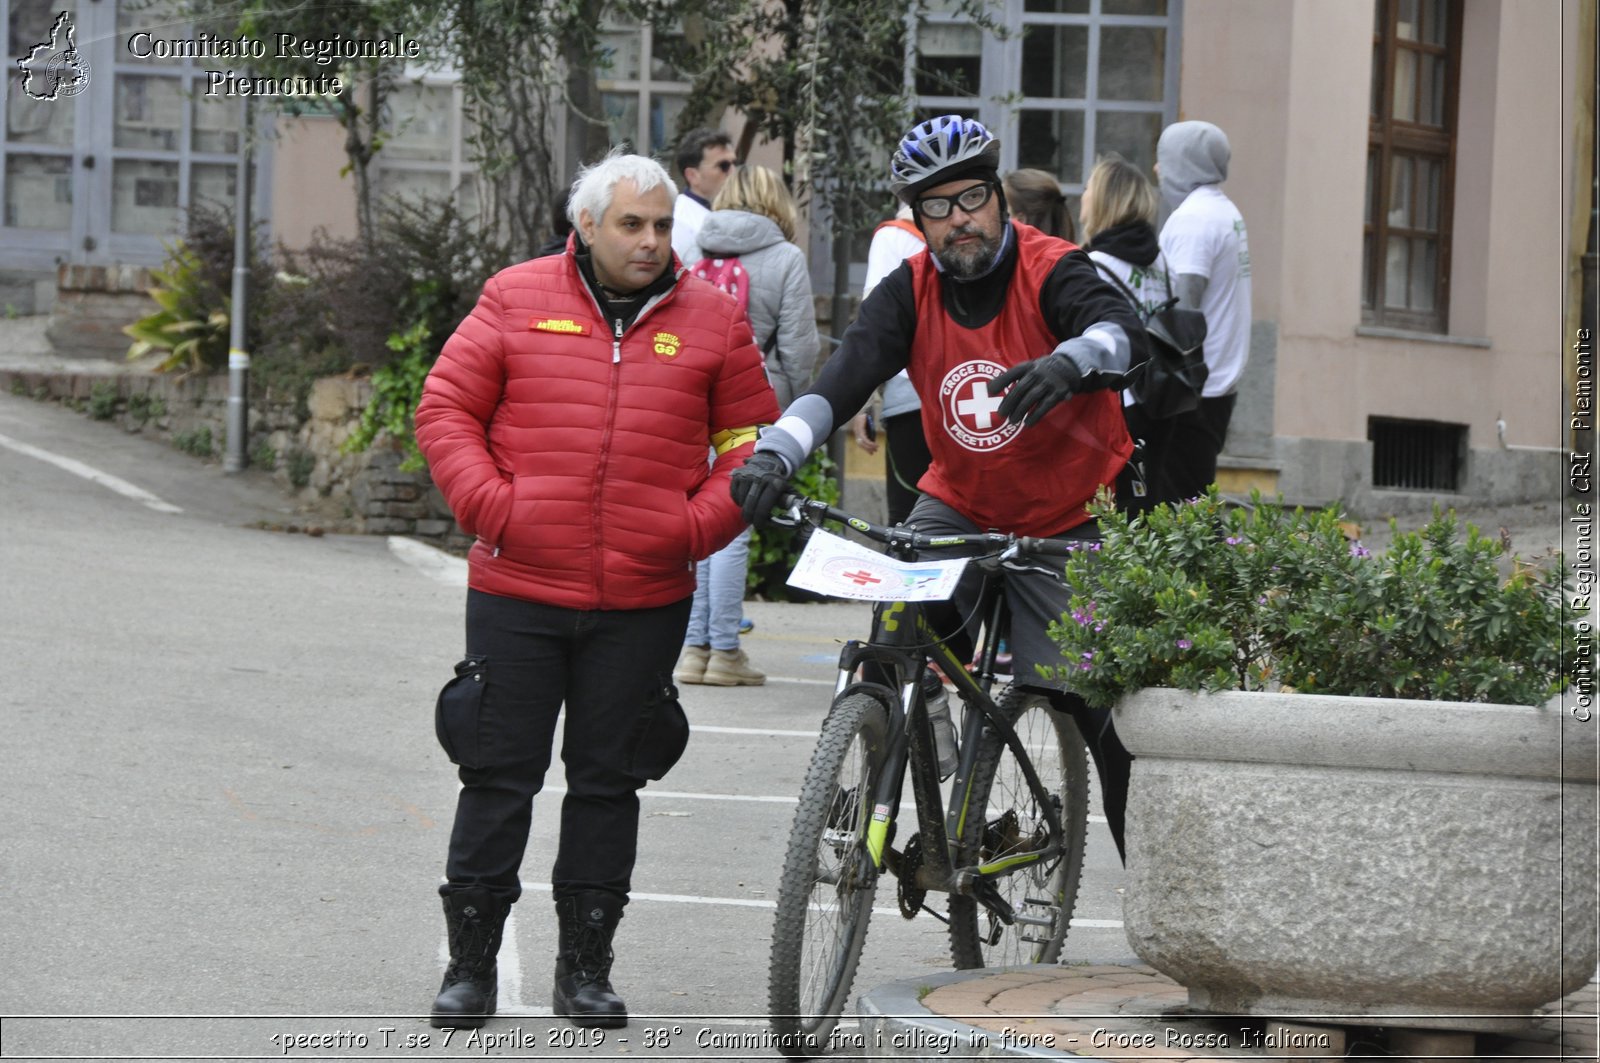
768, 692, 891, 1057
948, 686, 1089, 968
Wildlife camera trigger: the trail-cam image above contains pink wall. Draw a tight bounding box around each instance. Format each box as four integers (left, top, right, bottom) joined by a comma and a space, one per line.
269, 116, 359, 252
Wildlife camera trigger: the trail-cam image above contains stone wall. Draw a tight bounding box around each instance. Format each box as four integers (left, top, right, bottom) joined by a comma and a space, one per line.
47, 265, 156, 361
0, 363, 467, 547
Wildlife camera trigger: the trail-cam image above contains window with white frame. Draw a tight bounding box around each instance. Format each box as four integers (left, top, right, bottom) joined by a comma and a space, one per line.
597, 17, 690, 155
376, 79, 480, 218
909, 0, 1180, 201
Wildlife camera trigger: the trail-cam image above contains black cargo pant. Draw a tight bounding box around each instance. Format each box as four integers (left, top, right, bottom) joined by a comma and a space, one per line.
437, 589, 692, 908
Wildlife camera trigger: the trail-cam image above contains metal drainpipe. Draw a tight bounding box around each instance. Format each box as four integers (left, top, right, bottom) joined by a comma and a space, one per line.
224, 97, 253, 474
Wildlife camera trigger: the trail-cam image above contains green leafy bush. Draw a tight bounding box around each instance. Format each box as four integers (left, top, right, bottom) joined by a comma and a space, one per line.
173, 426, 215, 459
123, 243, 231, 376
1049, 488, 1568, 708
342, 322, 432, 471
88, 381, 118, 421
747, 450, 841, 600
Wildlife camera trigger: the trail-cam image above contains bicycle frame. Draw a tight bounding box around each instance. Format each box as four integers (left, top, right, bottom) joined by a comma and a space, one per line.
781, 496, 1071, 923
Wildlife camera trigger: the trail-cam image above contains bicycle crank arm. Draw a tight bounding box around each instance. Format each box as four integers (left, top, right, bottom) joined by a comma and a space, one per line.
969, 877, 1017, 926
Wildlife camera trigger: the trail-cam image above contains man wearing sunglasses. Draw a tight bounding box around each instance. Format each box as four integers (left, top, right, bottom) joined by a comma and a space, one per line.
670, 127, 738, 268
730, 115, 1147, 863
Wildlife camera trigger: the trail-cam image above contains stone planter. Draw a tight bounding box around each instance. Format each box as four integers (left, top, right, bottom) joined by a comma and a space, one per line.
1114, 687, 1598, 1032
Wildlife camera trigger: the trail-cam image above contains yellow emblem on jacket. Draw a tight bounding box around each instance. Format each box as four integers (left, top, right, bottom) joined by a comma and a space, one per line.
653, 332, 682, 359
530, 318, 590, 335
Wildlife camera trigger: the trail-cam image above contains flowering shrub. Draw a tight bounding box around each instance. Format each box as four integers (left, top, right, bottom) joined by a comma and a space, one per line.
1046, 488, 1568, 709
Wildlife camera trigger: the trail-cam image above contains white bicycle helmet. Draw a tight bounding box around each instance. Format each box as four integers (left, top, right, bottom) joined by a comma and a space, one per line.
889, 115, 1002, 202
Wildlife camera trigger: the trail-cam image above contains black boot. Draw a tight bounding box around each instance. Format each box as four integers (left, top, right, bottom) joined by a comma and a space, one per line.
551, 892, 627, 1028
431, 887, 507, 1029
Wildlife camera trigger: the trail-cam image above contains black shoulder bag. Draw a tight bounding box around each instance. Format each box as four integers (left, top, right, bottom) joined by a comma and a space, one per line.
1094, 260, 1209, 420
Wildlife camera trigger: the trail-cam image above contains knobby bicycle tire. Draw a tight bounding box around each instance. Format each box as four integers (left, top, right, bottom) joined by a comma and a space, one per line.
768, 692, 891, 1057
948, 686, 1090, 969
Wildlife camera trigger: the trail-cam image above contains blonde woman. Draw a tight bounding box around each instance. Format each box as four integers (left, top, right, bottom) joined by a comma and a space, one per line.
1080, 153, 1173, 512
693, 165, 819, 408
674, 166, 818, 687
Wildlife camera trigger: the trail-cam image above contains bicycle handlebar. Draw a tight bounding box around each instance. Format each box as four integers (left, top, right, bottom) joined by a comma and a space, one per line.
776, 493, 1086, 560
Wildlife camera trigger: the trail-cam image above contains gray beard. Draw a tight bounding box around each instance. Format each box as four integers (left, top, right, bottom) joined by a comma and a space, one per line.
939, 226, 1002, 280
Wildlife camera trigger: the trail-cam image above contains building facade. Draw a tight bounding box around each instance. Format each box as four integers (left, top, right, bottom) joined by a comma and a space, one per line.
3, 0, 1588, 509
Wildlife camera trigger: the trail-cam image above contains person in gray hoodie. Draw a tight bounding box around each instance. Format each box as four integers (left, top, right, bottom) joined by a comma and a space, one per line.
1155, 120, 1252, 500
689, 167, 820, 408
674, 165, 819, 687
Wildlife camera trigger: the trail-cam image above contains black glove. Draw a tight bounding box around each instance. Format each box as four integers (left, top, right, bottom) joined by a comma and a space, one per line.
729, 451, 792, 527
988, 352, 1084, 427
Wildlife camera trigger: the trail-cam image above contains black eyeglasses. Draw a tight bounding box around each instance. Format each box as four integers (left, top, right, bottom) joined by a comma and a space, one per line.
915, 182, 994, 220
711, 159, 739, 173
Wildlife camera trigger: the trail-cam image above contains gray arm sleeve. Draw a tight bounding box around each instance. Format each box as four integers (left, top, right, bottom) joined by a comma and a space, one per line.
1173, 273, 1209, 312
752, 393, 834, 476
1054, 321, 1133, 388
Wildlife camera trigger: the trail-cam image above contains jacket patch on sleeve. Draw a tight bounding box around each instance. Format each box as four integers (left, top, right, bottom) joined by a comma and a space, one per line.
652, 332, 682, 359
530, 317, 592, 335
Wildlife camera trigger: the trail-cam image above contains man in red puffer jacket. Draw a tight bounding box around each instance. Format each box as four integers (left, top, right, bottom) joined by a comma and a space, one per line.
414, 149, 779, 1031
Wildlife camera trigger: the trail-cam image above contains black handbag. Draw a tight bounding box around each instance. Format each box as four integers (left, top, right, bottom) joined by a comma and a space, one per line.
1095, 261, 1209, 420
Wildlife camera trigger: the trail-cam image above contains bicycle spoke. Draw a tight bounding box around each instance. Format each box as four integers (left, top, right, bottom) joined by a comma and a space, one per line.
949, 688, 1090, 969
769, 693, 888, 1056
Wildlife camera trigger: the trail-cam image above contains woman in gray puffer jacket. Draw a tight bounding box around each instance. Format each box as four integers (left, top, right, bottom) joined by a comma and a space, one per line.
673, 165, 818, 688
693, 166, 819, 409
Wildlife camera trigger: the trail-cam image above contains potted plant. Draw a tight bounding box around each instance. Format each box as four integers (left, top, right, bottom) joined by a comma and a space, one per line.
1047, 489, 1595, 1032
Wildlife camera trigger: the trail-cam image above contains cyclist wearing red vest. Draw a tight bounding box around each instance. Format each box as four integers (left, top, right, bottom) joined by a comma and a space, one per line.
731, 115, 1146, 862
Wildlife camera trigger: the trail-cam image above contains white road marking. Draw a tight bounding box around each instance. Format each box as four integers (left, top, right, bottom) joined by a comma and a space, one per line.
692, 724, 821, 738
388, 535, 467, 587
546, 783, 1110, 823
522, 883, 1122, 927
0, 431, 182, 514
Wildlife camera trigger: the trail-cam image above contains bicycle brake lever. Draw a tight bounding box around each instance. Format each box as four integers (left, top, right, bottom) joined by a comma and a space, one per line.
768, 498, 806, 528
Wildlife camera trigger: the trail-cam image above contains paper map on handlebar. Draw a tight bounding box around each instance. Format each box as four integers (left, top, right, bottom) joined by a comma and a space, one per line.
786, 527, 969, 602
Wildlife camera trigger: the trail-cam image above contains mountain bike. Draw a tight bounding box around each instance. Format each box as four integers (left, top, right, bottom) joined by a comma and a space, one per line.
765, 493, 1091, 1057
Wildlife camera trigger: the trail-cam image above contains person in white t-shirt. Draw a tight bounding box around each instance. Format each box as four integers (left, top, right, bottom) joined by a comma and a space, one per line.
1155, 120, 1252, 501
847, 204, 931, 525
670, 128, 737, 268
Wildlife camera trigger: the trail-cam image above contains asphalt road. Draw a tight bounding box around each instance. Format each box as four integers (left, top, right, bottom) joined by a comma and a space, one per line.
0, 390, 1133, 1061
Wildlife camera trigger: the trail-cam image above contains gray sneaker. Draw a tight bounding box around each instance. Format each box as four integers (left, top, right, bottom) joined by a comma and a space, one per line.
673, 644, 710, 685
701, 648, 766, 686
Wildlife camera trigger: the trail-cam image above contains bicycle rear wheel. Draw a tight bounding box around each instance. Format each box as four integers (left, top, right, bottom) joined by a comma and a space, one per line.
948, 686, 1089, 968
768, 692, 891, 1056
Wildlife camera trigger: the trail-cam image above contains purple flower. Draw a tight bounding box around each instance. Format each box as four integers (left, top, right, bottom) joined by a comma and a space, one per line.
1225, 536, 1243, 546
1350, 542, 1372, 558
1176, 638, 1193, 650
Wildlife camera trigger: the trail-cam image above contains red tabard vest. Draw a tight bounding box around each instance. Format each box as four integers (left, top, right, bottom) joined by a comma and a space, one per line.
907, 223, 1132, 536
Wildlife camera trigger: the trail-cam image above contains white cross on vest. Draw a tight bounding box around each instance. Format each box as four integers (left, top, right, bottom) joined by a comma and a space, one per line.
955, 380, 1006, 430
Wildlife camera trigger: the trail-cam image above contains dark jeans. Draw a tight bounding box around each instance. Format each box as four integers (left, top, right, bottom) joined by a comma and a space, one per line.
1121, 392, 1237, 511
440, 589, 692, 908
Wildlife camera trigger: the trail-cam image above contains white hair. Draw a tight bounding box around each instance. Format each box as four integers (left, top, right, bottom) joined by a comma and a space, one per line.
567, 149, 677, 230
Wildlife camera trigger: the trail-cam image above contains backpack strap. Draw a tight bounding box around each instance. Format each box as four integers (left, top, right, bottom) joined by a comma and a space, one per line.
1091, 257, 1143, 312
